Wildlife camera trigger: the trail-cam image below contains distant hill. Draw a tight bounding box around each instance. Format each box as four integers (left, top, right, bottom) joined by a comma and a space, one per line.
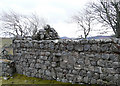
87, 36, 112, 39
60, 36, 73, 39
61, 36, 113, 40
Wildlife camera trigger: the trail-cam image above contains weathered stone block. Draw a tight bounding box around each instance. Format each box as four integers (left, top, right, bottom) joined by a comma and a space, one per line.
35, 63, 41, 69
74, 65, 82, 70
72, 70, 78, 75
53, 56, 59, 62
97, 59, 105, 67
91, 79, 97, 84
91, 44, 98, 51
66, 74, 74, 81
55, 67, 63, 72
109, 54, 119, 62
51, 62, 57, 67
87, 71, 92, 78
44, 61, 51, 66
67, 43, 74, 51
102, 54, 109, 60
106, 74, 114, 82
60, 62, 67, 69
93, 73, 100, 80
102, 68, 116, 74
84, 44, 91, 51
76, 76, 83, 82
94, 67, 102, 73
45, 70, 51, 76
83, 76, 89, 83
75, 44, 83, 51
101, 44, 109, 52
88, 66, 94, 72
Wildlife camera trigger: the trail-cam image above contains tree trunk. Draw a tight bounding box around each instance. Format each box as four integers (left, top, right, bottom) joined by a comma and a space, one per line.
116, 26, 120, 38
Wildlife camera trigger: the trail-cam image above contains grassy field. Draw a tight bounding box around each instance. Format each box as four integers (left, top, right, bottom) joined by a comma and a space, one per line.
1, 74, 99, 86
1, 74, 71, 85
0, 38, 13, 55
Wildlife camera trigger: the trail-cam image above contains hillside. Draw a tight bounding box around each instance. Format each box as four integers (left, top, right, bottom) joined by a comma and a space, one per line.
87, 36, 112, 39
61, 36, 112, 40
0, 37, 13, 55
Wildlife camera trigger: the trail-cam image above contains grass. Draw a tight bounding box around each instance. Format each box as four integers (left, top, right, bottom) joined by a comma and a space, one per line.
1, 74, 71, 85
0, 38, 13, 55
0, 74, 100, 86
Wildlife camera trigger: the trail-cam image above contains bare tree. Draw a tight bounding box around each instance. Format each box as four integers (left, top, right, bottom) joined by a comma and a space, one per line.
89, 0, 120, 38
27, 13, 47, 36
0, 11, 47, 37
72, 9, 95, 39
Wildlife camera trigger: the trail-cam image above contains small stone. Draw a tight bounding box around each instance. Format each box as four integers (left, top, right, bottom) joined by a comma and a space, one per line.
25, 80, 28, 83
94, 67, 102, 73
74, 65, 81, 70
91, 44, 98, 51
72, 70, 78, 74
45, 52, 51, 56
87, 71, 92, 78
51, 62, 57, 67
109, 54, 118, 61
84, 44, 91, 51
106, 74, 113, 81
75, 44, 83, 51
11, 77, 13, 79
101, 44, 109, 52
97, 59, 105, 67
83, 76, 89, 83
55, 53, 62, 57
107, 68, 116, 73
91, 79, 97, 84
76, 76, 82, 82
3, 77, 9, 80
67, 43, 73, 51
45, 70, 51, 76
60, 62, 67, 69
91, 60, 97, 66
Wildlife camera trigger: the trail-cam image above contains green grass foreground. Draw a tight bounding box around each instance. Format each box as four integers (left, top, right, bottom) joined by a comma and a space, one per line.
1, 74, 70, 85
0, 74, 100, 86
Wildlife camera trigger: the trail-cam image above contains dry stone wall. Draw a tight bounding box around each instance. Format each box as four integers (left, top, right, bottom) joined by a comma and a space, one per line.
13, 38, 120, 85
0, 59, 15, 77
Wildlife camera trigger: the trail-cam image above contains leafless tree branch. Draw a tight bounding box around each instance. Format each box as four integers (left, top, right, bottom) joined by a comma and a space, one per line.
0, 11, 47, 37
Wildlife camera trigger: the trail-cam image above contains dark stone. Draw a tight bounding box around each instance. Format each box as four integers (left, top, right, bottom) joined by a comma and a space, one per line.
75, 44, 83, 51
84, 44, 91, 51
32, 24, 59, 40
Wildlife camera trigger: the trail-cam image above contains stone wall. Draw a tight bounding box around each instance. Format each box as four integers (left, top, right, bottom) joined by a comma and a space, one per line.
13, 38, 120, 85
0, 60, 2, 76
0, 59, 15, 77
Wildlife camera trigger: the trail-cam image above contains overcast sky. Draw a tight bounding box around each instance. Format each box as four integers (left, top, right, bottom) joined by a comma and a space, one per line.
0, 0, 114, 38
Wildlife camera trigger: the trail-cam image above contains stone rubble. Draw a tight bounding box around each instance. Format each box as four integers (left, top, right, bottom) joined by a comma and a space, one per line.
32, 24, 59, 40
